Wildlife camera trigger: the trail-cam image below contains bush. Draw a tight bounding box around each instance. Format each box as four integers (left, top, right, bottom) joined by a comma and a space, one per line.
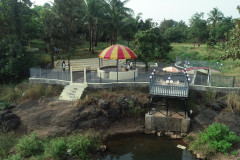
16, 132, 44, 157
44, 137, 68, 159
0, 83, 63, 104
4, 154, 22, 160
67, 134, 91, 159
189, 123, 240, 156
227, 93, 240, 112
0, 133, 18, 159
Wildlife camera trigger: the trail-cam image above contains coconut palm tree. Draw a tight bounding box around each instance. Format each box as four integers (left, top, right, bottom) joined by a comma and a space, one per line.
104, 0, 133, 44
83, 0, 104, 53
207, 8, 224, 29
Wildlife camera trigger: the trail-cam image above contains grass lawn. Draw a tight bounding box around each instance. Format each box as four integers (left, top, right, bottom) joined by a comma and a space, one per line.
168, 43, 224, 61
169, 43, 240, 76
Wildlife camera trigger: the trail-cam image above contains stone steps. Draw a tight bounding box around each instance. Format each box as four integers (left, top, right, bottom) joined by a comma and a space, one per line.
59, 83, 87, 101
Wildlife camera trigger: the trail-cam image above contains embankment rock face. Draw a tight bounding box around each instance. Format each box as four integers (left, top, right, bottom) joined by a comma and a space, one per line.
11, 97, 146, 136
194, 96, 240, 135
0, 110, 20, 131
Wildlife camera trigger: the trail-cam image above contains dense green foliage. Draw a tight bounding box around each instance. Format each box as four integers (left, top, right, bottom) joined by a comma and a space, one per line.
134, 29, 172, 69
44, 137, 68, 158
0, 131, 100, 159
16, 132, 44, 157
189, 123, 240, 156
0, 133, 19, 159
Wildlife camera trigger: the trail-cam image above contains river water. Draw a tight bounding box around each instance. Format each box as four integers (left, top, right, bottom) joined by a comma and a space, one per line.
101, 134, 198, 160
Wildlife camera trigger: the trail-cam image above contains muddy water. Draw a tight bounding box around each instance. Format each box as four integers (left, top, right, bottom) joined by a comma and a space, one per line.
101, 134, 198, 160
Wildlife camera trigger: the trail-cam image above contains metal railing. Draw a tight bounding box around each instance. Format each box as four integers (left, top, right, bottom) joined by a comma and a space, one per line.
30, 67, 240, 88
149, 74, 189, 98
86, 70, 153, 83
176, 56, 223, 71
30, 68, 70, 81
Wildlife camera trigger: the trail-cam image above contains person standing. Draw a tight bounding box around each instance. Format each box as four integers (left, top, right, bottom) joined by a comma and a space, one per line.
62, 61, 66, 71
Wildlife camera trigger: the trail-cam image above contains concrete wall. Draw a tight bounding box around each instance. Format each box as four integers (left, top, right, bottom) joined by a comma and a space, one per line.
97, 68, 105, 79
109, 69, 138, 80
29, 78, 70, 86
190, 85, 240, 94
87, 82, 149, 91
145, 113, 190, 133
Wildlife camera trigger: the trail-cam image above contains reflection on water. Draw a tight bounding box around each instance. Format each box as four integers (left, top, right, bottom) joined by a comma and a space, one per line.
101, 134, 198, 160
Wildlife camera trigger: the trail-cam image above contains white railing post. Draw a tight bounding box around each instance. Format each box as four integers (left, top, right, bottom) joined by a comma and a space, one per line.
84, 67, 87, 83
70, 66, 73, 84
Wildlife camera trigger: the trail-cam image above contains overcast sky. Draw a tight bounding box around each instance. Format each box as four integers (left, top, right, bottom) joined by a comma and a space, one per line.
33, 0, 239, 25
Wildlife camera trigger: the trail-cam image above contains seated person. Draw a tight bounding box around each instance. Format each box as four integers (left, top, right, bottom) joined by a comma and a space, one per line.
127, 64, 130, 71
130, 62, 133, 69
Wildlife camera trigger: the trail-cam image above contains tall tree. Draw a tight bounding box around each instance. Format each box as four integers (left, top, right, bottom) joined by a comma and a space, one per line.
104, 0, 133, 44
188, 12, 209, 42
222, 6, 240, 60
83, 0, 104, 53
53, 0, 84, 69
134, 29, 172, 69
0, 0, 33, 83
207, 8, 224, 30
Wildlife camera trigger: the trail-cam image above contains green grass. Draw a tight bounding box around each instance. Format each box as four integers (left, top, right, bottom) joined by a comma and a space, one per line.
169, 43, 240, 76
168, 43, 225, 61
0, 83, 63, 105
0, 131, 101, 160
189, 123, 240, 156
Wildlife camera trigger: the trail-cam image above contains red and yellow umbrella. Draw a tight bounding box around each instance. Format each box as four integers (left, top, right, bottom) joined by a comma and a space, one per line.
98, 44, 137, 59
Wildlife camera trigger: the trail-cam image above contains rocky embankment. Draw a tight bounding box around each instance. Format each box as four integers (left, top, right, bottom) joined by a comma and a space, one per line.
1, 91, 240, 139
0, 96, 147, 136
194, 96, 240, 136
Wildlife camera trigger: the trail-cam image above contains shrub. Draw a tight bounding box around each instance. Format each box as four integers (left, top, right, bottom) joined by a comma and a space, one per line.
44, 137, 68, 159
67, 134, 91, 159
4, 154, 22, 160
227, 93, 240, 112
16, 132, 44, 157
0, 133, 18, 159
189, 123, 240, 156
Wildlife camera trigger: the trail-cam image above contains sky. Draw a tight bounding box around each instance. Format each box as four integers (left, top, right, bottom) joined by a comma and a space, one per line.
33, 0, 239, 25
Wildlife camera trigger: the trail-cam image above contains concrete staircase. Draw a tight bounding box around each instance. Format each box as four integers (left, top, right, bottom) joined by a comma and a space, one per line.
59, 83, 87, 101
55, 58, 124, 71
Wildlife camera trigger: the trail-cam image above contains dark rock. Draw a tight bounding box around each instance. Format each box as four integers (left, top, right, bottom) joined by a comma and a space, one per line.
4, 104, 17, 110
0, 110, 20, 131
117, 96, 136, 112
215, 112, 240, 135
194, 108, 218, 126
5, 118, 20, 130
108, 107, 120, 119
217, 97, 227, 108
211, 103, 222, 111
79, 105, 102, 120
205, 101, 211, 108
98, 99, 110, 110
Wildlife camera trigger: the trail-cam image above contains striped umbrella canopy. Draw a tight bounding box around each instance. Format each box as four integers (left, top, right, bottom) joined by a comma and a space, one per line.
162, 66, 180, 73
98, 44, 137, 59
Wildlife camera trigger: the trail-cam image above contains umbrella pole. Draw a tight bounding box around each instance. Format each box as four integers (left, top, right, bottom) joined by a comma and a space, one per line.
117, 59, 118, 82
99, 58, 100, 68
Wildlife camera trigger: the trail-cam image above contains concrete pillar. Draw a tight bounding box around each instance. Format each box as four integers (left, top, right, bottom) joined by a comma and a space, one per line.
84, 67, 87, 83
207, 69, 212, 86
191, 69, 197, 85
70, 66, 73, 84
